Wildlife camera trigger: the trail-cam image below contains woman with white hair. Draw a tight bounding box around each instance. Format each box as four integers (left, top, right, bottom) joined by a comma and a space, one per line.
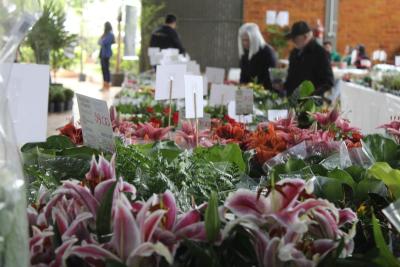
239, 23, 277, 90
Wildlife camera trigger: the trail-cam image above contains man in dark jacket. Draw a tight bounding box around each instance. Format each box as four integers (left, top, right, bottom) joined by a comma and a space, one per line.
284, 21, 334, 96
150, 14, 185, 54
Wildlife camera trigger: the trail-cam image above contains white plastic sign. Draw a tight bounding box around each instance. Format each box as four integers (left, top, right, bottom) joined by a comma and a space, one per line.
187, 61, 201, 75
228, 68, 241, 82
203, 75, 208, 96
3, 63, 50, 145
76, 94, 115, 152
209, 84, 236, 106
184, 74, 204, 119
155, 64, 187, 100
235, 89, 254, 115
148, 47, 160, 56
205, 67, 225, 84
228, 101, 253, 123
268, 109, 288, 121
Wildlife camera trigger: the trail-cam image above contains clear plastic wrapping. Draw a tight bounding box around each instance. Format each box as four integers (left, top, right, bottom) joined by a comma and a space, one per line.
0, 1, 41, 266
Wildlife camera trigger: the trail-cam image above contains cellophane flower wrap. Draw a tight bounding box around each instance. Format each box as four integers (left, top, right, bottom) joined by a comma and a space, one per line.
0, 1, 41, 266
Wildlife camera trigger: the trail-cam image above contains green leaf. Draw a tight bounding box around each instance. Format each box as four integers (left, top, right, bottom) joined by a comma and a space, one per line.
96, 182, 117, 243
205, 192, 221, 242
363, 134, 399, 167
328, 169, 356, 189
355, 178, 389, 200
299, 80, 315, 98
21, 135, 74, 152
195, 144, 246, 173
368, 162, 400, 199
345, 165, 367, 183
301, 98, 316, 113
371, 214, 400, 267
58, 146, 100, 159
151, 141, 181, 161
313, 176, 345, 202
269, 158, 307, 182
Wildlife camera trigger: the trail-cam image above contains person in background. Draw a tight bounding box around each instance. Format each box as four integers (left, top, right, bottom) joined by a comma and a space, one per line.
354, 45, 371, 69
238, 23, 277, 90
341, 45, 353, 66
150, 14, 185, 54
284, 21, 334, 96
98, 22, 115, 91
323, 41, 341, 65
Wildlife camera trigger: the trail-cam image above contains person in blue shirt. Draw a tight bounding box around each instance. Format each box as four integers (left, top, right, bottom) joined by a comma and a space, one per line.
98, 22, 115, 90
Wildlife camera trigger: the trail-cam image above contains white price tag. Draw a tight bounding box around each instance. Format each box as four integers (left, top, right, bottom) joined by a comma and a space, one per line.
76, 94, 115, 152
205, 67, 225, 84
3, 63, 50, 145
235, 89, 254, 115
155, 64, 187, 100
209, 84, 237, 107
268, 109, 288, 121
184, 74, 204, 119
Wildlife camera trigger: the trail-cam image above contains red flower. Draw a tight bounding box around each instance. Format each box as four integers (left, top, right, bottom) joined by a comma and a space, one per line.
58, 122, 83, 145
163, 107, 171, 116
146, 106, 155, 113
149, 117, 162, 127
172, 111, 179, 125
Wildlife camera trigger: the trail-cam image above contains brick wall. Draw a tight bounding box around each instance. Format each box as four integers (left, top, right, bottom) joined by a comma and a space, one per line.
244, 0, 400, 61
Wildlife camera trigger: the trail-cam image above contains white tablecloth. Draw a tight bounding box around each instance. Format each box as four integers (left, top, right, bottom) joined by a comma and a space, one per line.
340, 81, 400, 134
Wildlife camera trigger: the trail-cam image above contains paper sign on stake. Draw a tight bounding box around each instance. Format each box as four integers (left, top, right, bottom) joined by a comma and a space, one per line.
228, 101, 253, 123
268, 109, 288, 121
209, 84, 237, 107
205, 67, 225, 84
155, 64, 187, 100
228, 68, 241, 82
203, 75, 208, 96
148, 47, 160, 56
3, 63, 50, 145
76, 94, 115, 152
187, 61, 201, 75
235, 89, 254, 115
184, 74, 204, 119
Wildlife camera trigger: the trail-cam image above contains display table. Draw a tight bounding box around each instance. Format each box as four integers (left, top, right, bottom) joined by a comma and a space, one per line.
340, 81, 400, 134
333, 67, 369, 80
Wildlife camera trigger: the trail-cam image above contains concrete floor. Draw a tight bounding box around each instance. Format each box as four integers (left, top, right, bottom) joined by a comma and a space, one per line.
47, 78, 121, 136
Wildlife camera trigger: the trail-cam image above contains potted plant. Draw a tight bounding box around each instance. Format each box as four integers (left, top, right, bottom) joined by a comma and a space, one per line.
52, 87, 66, 112
48, 88, 55, 113
63, 88, 74, 111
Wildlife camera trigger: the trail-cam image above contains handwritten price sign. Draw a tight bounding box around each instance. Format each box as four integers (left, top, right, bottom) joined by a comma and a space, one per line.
235, 89, 254, 115
77, 94, 115, 152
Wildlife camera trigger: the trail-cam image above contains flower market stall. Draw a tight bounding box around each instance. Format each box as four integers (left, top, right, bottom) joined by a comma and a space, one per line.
3, 1, 400, 267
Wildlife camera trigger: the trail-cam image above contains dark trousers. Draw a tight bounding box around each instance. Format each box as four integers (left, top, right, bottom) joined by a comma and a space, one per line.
101, 57, 111, 83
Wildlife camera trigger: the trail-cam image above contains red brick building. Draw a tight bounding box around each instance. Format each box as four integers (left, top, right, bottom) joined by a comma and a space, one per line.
244, 0, 400, 61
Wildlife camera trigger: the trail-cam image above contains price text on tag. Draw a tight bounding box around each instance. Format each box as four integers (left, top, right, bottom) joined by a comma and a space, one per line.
77, 94, 115, 152
235, 89, 254, 115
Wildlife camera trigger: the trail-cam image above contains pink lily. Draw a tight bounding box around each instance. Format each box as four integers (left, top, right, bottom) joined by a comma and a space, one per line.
150, 190, 207, 249
378, 120, 400, 142
110, 194, 172, 264
175, 121, 211, 149
311, 107, 340, 127
133, 123, 172, 141
85, 155, 116, 190
335, 118, 360, 133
